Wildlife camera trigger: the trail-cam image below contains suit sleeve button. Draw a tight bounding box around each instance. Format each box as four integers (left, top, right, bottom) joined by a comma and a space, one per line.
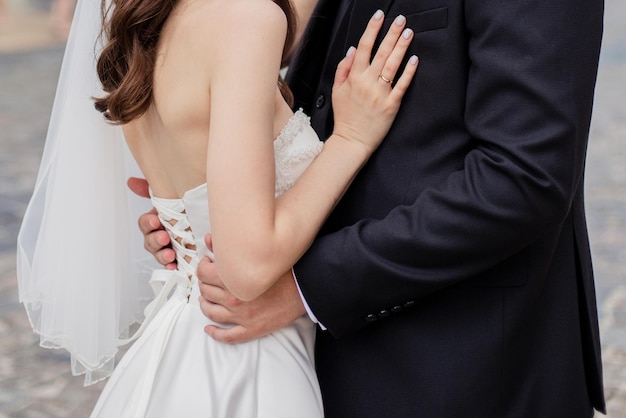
391, 305, 403, 313
365, 314, 378, 323
378, 310, 391, 318
403, 300, 416, 308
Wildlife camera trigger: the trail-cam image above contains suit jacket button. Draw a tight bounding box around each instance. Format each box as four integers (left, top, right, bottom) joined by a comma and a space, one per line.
315, 94, 326, 108
378, 309, 390, 318
391, 305, 403, 313
365, 314, 378, 323
403, 300, 416, 308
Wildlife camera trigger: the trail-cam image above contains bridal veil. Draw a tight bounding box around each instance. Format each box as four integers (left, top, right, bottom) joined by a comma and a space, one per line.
16, 0, 155, 385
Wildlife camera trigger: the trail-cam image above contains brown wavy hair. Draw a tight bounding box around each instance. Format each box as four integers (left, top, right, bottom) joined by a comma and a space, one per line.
94, 0, 297, 125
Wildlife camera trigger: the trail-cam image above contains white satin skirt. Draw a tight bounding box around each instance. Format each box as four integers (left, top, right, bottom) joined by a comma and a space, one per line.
91, 272, 323, 418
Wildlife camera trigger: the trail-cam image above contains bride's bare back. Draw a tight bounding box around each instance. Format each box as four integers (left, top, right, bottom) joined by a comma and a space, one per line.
123, 0, 294, 199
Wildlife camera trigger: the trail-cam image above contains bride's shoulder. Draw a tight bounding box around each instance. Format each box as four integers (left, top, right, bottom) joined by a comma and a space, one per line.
168, 0, 287, 85
185, 0, 288, 68
220, 0, 288, 21
172, 0, 287, 71
182, 0, 287, 37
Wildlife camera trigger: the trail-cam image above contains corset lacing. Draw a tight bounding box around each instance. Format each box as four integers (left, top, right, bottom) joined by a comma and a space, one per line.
117, 194, 199, 345
154, 198, 199, 288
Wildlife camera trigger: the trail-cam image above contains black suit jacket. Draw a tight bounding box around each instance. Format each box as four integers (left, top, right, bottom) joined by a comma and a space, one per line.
288, 0, 606, 417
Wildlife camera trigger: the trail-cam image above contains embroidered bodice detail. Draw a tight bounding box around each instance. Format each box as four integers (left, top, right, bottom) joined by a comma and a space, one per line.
274, 110, 324, 196
146, 110, 323, 305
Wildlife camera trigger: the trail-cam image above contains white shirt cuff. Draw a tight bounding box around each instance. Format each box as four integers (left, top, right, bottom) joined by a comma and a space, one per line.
293, 268, 327, 330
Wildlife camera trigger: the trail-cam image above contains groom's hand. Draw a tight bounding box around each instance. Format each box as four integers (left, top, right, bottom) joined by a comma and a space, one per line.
198, 234, 306, 344
127, 177, 177, 270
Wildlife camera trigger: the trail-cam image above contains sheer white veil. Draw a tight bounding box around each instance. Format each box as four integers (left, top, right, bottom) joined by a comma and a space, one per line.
16, 0, 155, 385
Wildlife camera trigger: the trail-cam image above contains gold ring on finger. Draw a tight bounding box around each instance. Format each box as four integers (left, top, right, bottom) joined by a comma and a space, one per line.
379, 74, 393, 84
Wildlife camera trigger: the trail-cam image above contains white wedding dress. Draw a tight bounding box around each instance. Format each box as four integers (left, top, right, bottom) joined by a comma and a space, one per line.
91, 110, 324, 418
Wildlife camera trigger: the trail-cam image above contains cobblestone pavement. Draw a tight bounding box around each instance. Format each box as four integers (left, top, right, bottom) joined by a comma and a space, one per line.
1, 1, 625, 417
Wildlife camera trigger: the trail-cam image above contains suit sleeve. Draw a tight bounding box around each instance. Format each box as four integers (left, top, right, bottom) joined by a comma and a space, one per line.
293, 0, 604, 337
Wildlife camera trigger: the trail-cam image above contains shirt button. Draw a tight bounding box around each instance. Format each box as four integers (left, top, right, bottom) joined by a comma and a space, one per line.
365, 314, 378, 323
315, 94, 326, 108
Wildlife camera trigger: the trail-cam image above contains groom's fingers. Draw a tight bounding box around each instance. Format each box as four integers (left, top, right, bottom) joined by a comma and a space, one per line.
198, 278, 239, 310
138, 210, 161, 235
197, 257, 227, 287
141, 222, 169, 251
127, 176, 150, 198
138, 211, 177, 267
199, 297, 234, 323
205, 325, 258, 345
154, 247, 177, 268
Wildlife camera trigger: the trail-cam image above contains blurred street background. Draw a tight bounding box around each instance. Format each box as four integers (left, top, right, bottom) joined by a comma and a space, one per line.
1, 0, 625, 416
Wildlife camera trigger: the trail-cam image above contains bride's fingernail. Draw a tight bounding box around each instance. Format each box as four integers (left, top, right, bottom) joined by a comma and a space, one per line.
394, 15, 406, 26
409, 55, 419, 65
402, 28, 413, 39
373, 10, 383, 20
346, 46, 356, 57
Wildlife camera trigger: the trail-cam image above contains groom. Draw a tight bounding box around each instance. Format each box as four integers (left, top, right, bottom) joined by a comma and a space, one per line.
139, 0, 606, 416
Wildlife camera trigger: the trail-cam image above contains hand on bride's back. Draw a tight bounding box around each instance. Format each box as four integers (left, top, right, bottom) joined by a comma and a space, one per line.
331, 11, 418, 155
127, 177, 177, 269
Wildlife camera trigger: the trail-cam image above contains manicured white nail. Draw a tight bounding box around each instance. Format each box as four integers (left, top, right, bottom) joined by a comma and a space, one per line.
409, 55, 419, 65
373, 10, 384, 20
402, 28, 413, 39
394, 15, 406, 26
346, 46, 356, 57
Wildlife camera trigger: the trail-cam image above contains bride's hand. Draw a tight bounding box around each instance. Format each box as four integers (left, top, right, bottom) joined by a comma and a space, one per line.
331, 11, 418, 155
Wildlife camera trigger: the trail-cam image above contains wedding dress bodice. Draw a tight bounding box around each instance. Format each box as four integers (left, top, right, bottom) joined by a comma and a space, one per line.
150, 110, 323, 306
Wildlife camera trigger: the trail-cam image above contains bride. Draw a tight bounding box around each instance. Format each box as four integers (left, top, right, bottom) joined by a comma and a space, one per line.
17, 0, 417, 416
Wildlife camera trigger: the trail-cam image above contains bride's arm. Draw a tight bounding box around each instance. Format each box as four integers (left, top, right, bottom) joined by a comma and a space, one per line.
208, 4, 417, 301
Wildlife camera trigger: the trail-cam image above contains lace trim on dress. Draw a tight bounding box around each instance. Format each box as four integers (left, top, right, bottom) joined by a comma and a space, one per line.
274, 109, 324, 196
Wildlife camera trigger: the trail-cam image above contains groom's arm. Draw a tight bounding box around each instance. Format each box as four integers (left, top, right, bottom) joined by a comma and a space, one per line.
294, 0, 604, 337
198, 259, 307, 343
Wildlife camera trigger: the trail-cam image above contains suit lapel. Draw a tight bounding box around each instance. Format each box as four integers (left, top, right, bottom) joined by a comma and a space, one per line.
286, 0, 342, 112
